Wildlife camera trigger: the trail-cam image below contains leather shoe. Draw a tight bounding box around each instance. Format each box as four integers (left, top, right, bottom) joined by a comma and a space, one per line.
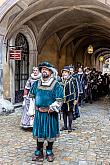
32, 154, 44, 161
46, 154, 54, 162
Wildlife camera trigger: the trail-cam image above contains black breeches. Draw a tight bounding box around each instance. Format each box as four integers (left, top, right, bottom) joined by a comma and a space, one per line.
37, 140, 44, 149
37, 140, 53, 150
63, 111, 73, 128
47, 142, 54, 150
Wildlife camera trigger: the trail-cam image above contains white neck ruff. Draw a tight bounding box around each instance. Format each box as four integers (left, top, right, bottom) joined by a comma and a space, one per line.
78, 72, 83, 75
31, 73, 41, 80
41, 75, 55, 86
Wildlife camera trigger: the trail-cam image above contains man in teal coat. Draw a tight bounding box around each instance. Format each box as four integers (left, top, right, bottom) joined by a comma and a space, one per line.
29, 62, 64, 162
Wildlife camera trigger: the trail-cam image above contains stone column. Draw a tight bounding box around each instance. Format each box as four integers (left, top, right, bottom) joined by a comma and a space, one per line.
0, 35, 14, 114
0, 35, 4, 99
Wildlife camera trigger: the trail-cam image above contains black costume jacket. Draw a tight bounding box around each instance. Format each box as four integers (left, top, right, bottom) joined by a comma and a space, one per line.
61, 75, 78, 112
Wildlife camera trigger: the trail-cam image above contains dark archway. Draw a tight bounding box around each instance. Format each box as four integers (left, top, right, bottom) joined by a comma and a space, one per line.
15, 33, 29, 103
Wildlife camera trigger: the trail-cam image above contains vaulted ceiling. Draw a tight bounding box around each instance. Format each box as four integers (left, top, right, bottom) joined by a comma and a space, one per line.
1, 0, 110, 57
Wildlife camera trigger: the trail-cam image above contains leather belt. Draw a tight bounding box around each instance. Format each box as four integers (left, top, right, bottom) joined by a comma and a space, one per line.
36, 106, 49, 112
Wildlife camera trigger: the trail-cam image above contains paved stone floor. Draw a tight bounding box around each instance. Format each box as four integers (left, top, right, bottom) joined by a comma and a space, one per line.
0, 98, 110, 165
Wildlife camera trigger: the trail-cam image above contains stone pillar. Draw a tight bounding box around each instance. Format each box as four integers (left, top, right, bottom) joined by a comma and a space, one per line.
0, 35, 14, 113
0, 35, 4, 99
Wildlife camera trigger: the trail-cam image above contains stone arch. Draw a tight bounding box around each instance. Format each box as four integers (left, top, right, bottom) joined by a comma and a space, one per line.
91, 48, 110, 66
9, 25, 37, 67
0, 0, 19, 22
8, 24, 37, 103
96, 52, 110, 71
104, 54, 110, 60
61, 24, 110, 48
96, 51, 110, 61
37, 7, 110, 52
4, 3, 110, 53
92, 48, 110, 58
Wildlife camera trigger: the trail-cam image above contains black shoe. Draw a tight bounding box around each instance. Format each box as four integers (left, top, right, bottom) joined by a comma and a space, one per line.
75, 114, 80, 118
68, 127, 76, 133
68, 127, 72, 133
73, 115, 76, 120
68, 130, 72, 133
60, 127, 68, 131
32, 154, 44, 161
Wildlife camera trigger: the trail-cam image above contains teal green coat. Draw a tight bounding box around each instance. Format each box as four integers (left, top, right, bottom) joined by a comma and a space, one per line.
30, 79, 64, 142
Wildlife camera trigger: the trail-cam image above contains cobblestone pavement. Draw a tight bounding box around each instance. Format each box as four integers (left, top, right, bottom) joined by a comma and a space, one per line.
0, 98, 110, 165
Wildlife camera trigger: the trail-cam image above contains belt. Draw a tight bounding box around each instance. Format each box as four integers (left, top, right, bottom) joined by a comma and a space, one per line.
36, 106, 49, 112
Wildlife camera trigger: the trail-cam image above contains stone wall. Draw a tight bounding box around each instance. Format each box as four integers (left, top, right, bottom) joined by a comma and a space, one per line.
3, 63, 10, 99
38, 35, 92, 74
38, 34, 59, 69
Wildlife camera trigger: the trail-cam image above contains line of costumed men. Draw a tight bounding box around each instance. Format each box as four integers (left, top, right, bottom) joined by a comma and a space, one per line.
20, 62, 80, 162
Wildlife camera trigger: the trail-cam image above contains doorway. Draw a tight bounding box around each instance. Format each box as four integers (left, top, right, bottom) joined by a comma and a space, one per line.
15, 33, 29, 103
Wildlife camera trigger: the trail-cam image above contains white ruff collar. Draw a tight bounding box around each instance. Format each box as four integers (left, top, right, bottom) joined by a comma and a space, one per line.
78, 72, 83, 75
41, 75, 55, 86
31, 73, 41, 80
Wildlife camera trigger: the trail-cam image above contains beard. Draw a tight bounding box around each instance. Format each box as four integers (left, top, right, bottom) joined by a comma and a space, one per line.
42, 72, 49, 78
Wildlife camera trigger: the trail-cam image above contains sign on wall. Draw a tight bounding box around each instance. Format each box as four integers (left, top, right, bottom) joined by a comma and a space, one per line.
9, 49, 22, 60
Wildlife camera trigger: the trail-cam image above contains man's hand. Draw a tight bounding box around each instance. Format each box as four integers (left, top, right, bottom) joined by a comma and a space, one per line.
74, 100, 78, 105
48, 109, 54, 113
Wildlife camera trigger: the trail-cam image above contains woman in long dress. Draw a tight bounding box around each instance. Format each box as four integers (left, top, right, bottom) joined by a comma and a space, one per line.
20, 67, 41, 128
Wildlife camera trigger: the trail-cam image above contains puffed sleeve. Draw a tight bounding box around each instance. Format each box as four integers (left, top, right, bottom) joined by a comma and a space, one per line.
55, 82, 64, 101
25, 78, 31, 90
29, 81, 37, 98
49, 82, 64, 113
